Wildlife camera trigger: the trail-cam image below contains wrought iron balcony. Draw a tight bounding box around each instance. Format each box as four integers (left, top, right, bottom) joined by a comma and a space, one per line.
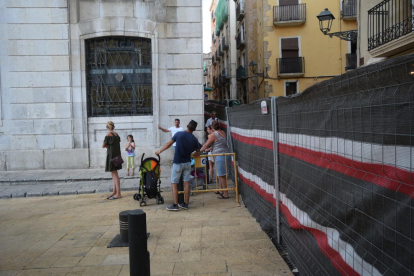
345, 53, 357, 70
236, 1, 245, 21
212, 34, 216, 43
212, 54, 216, 64
236, 66, 248, 81
273, 4, 306, 26
216, 51, 221, 61
341, 0, 357, 20
368, 0, 414, 54
213, 76, 219, 87
277, 57, 305, 76
222, 68, 230, 79
212, 11, 215, 21
219, 43, 224, 56
236, 32, 246, 50
222, 37, 228, 50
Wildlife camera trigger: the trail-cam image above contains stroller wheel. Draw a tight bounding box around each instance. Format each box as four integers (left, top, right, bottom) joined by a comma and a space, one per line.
160, 196, 165, 204
156, 195, 161, 205
139, 198, 144, 207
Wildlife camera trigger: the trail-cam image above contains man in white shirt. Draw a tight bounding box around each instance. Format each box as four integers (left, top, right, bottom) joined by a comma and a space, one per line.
158, 119, 184, 151
205, 111, 218, 128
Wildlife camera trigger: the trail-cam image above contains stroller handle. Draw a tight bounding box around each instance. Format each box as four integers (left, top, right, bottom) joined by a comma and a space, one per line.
141, 152, 161, 163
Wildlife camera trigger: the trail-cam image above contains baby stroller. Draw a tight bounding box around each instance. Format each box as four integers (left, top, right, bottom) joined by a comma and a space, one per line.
133, 153, 164, 207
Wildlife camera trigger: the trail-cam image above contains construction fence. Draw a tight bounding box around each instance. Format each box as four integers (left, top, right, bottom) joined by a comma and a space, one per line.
225, 53, 414, 276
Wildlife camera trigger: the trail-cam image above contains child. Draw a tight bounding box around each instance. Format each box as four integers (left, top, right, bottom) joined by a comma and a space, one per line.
125, 135, 136, 176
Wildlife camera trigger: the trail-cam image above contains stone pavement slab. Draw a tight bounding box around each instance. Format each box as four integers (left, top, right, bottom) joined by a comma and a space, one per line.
0, 190, 293, 276
0, 167, 173, 199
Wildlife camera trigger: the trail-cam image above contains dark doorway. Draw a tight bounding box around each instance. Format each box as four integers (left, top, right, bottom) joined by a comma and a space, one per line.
285, 81, 297, 96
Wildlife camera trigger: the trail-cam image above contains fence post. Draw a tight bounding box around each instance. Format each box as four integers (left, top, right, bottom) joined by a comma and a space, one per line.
225, 107, 234, 153
271, 96, 281, 244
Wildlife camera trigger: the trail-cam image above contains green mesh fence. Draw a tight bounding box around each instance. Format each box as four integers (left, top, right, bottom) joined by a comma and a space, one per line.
215, 0, 228, 35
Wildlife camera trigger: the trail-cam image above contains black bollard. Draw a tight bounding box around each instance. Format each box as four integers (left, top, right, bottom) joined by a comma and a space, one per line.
178, 174, 184, 204
119, 210, 130, 243
128, 209, 150, 276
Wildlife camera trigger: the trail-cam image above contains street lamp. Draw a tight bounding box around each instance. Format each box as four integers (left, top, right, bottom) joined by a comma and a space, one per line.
317, 8, 357, 42
249, 61, 258, 75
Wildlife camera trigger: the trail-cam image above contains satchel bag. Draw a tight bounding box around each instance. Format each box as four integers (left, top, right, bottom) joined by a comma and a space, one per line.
109, 132, 124, 167
111, 155, 124, 167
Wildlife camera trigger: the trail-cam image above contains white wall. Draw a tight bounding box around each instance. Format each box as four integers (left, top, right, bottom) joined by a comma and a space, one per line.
0, 0, 204, 170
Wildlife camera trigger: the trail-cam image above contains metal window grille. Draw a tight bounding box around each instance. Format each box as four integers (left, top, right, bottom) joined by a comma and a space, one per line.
273, 3, 306, 23
85, 37, 152, 117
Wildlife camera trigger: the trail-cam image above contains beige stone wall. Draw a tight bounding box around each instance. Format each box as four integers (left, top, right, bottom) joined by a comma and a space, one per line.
0, 0, 204, 170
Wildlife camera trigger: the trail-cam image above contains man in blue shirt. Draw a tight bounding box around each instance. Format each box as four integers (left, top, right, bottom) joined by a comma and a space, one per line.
156, 120, 201, 211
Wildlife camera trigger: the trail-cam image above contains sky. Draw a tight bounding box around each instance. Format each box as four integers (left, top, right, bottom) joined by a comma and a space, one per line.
202, 0, 212, 53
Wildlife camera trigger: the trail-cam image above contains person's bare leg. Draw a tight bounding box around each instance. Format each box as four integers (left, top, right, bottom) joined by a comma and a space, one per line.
209, 161, 214, 182
218, 176, 229, 197
113, 171, 121, 198
171, 183, 178, 205
108, 171, 116, 198
184, 181, 190, 204
127, 168, 130, 176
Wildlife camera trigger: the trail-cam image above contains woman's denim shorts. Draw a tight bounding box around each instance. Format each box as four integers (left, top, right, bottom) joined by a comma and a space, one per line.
215, 155, 232, 176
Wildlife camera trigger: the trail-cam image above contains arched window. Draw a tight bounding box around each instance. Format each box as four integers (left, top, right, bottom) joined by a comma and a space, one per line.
85, 37, 152, 117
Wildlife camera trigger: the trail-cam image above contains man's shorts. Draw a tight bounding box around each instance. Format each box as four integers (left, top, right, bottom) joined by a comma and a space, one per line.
171, 162, 191, 184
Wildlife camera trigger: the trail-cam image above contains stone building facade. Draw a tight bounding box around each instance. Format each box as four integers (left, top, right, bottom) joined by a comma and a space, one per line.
0, 0, 204, 171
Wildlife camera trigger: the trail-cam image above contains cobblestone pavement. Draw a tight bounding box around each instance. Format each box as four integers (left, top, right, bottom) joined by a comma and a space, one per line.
0, 189, 292, 276
0, 167, 172, 199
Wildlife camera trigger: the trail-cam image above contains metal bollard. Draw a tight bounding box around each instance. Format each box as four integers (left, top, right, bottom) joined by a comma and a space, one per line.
128, 209, 150, 276
119, 210, 130, 243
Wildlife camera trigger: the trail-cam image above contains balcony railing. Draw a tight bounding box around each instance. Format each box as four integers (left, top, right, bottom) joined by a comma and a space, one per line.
212, 34, 216, 42
342, 0, 357, 19
236, 66, 248, 81
222, 68, 230, 79
273, 4, 306, 26
222, 37, 228, 50
213, 76, 219, 87
345, 53, 357, 70
368, 0, 414, 51
236, 1, 245, 21
212, 54, 216, 64
277, 57, 305, 76
212, 11, 215, 21
236, 32, 246, 50
216, 51, 221, 61
219, 43, 224, 56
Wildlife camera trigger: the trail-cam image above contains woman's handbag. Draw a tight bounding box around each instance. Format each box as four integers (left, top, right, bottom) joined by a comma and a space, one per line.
111, 155, 124, 167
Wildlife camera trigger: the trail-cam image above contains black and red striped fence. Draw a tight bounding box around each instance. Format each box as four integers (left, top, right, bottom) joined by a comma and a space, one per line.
225, 53, 414, 276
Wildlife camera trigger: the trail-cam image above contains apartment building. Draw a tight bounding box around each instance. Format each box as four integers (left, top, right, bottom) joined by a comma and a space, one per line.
234, 0, 260, 104
358, 0, 414, 66
259, 0, 358, 97
203, 52, 214, 100
210, 0, 237, 101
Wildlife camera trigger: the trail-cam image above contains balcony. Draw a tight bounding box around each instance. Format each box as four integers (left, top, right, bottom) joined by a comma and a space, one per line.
368, 0, 414, 57
341, 0, 357, 20
236, 32, 246, 50
222, 68, 230, 79
236, 1, 245, 21
273, 4, 306, 26
222, 37, 228, 50
277, 57, 305, 76
219, 43, 224, 56
212, 34, 216, 43
215, 51, 221, 61
212, 11, 215, 21
345, 54, 357, 70
212, 54, 216, 64
213, 76, 219, 87
236, 66, 248, 81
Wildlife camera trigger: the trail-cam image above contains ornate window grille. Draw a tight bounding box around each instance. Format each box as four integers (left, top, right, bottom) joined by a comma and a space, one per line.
85, 37, 152, 117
